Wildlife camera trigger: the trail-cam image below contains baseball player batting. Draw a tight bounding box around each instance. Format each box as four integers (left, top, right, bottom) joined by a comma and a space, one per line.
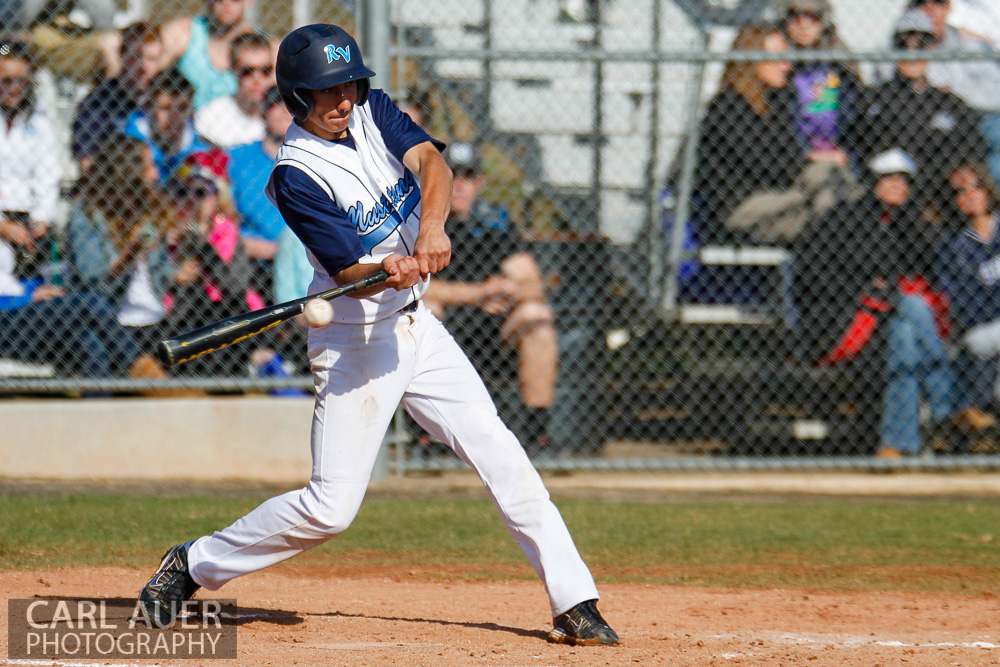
137, 23, 619, 646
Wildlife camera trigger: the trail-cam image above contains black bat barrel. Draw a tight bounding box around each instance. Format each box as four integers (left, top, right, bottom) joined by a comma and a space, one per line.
157, 270, 389, 367
157, 302, 303, 367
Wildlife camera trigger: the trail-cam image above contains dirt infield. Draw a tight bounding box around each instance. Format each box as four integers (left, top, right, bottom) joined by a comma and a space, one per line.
2, 566, 999, 667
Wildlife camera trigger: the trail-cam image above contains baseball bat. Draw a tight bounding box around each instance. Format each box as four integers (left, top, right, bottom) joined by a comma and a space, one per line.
157, 270, 390, 367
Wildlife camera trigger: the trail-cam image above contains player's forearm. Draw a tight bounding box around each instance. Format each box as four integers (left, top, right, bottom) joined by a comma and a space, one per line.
417, 164, 452, 234
334, 261, 392, 298
336, 254, 420, 298
404, 142, 452, 233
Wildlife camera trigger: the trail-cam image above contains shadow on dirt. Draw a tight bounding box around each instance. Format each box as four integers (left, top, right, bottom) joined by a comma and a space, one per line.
309, 609, 549, 641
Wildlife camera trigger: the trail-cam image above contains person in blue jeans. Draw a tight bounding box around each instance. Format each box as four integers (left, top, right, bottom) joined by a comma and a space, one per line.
793, 149, 994, 458
882, 293, 958, 456
936, 162, 1000, 430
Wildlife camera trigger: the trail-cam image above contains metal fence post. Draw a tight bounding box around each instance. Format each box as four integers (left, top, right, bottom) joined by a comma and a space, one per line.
660, 27, 709, 317
291, 0, 313, 29
359, 0, 390, 92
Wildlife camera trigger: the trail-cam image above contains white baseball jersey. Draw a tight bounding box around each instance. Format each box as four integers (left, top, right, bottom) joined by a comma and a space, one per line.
265, 90, 431, 323
186, 87, 601, 619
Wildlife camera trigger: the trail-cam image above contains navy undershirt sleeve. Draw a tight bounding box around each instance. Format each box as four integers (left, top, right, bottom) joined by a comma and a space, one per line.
367, 89, 446, 161
270, 164, 365, 277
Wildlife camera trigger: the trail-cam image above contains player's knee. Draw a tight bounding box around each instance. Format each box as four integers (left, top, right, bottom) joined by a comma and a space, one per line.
303, 484, 363, 535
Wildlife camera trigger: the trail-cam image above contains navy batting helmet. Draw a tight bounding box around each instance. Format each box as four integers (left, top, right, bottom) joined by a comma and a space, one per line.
275, 24, 376, 123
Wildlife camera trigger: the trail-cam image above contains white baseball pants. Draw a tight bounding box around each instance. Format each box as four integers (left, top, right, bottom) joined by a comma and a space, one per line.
187, 303, 599, 616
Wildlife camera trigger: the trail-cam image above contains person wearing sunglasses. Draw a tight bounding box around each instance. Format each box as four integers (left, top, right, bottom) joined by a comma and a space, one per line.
909, 0, 1000, 189
158, 0, 278, 109
194, 32, 274, 148
846, 9, 987, 221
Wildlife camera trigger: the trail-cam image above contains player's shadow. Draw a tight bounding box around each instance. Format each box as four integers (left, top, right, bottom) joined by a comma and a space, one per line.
307, 609, 549, 641
26, 596, 303, 627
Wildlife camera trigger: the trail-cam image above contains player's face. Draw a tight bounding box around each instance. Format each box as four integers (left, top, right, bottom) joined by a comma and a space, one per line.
303, 81, 358, 140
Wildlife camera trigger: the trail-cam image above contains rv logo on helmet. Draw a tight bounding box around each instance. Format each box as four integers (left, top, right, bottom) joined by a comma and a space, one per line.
325, 44, 350, 64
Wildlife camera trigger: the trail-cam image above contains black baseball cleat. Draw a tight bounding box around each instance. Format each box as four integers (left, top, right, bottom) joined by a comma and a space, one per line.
137, 541, 201, 627
547, 598, 620, 646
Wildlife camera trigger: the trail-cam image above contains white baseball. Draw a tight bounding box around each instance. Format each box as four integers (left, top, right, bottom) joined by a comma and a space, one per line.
303, 298, 334, 327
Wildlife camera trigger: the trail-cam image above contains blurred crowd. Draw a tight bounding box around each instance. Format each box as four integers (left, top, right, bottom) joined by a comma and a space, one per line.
684, 0, 1000, 457
0, 0, 305, 387
2, 0, 1000, 458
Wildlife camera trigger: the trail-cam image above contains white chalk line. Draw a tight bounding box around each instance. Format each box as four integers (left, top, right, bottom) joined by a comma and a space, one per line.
707, 631, 1000, 650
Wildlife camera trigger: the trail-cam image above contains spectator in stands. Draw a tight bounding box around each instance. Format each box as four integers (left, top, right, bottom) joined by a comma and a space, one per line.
696, 23, 850, 245
909, 0, 1000, 187
158, 0, 276, 109
398, 89, 435, 132
776, 0, 861, 164
273, 225, 310, 304
0, 230, 167, 381
194, 32, 274, 148
1, 0, 120, 83
250, 225, 312, 381
65, 137, 175, 357
794, 149, 993, 459
164, 151, 264, 376
228, 86, 290, 269
124, 67, 214, 183
936, 162, 1000, 423
947, 0, 1000, 48
846, 9, 988, 219
422, 141, 558, 454
0, 35, 60, 281
73, 22, 161, 171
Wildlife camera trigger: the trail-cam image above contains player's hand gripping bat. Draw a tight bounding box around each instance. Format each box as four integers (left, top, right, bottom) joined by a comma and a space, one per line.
157, 270, 390, 367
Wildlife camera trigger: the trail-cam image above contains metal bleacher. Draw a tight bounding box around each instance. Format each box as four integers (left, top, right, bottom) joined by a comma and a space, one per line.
396, 0, 700, 244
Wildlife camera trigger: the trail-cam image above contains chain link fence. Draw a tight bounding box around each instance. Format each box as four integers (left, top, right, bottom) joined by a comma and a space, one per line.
3, 0, 1000, 470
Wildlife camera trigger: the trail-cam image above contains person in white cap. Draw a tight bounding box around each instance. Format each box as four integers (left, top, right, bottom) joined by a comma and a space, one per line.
793, 148, 994, 458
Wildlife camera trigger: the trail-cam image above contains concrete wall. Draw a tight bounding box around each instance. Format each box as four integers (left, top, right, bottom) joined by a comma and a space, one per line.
0, 397, 318, 482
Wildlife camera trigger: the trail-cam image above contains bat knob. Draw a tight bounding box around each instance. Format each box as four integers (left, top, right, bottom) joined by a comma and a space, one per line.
156, 340, 175, 368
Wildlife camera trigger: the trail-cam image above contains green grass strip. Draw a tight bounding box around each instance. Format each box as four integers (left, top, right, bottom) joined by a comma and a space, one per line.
2, 495, 999, 594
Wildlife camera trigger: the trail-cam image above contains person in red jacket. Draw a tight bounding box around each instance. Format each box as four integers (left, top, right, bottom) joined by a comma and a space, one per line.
794, 149, 994, 458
